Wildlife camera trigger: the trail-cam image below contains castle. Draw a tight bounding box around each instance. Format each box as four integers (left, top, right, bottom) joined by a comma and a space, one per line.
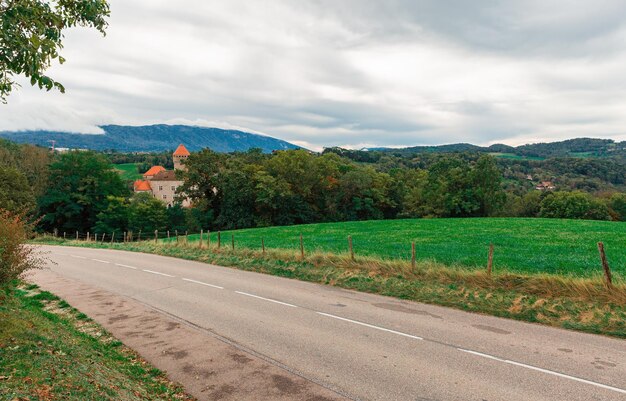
133, 144, 191, 207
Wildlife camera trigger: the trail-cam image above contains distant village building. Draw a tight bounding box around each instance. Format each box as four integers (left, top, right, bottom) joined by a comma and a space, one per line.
133, 144, 191, 207
535, 181, 556, 191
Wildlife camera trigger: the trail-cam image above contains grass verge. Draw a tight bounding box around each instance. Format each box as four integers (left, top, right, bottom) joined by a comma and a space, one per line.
34, 237, 626, 339
0, 282, 194, 401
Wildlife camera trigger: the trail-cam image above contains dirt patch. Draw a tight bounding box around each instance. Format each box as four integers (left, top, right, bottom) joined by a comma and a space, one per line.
230, 353, 253, 364
272, 374, 304, 394
209, 384, 236, 400
108, 313, 130, 323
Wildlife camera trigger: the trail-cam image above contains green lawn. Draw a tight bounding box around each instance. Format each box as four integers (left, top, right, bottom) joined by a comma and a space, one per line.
113, 163, 142, 181
179, 218, 625, 278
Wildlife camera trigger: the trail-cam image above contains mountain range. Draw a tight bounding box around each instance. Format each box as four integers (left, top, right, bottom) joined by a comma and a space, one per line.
1, 125, 624, 159
0, 124, 299, 153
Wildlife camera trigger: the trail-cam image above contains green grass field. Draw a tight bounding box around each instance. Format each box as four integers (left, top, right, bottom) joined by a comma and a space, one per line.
113, 163, 142, 181
180, 218, 626, 278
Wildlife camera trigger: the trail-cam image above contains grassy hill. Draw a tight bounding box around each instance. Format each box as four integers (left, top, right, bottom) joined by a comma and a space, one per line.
179, 218, 625, 278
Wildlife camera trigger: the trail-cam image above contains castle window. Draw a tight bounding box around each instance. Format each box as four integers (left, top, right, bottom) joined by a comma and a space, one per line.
159, 185, 163, 191
171, 186, 176, 190
162, 195, 167, 199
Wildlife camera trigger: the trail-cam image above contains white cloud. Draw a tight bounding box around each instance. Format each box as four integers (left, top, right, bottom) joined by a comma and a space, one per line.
1, 0, 626, 148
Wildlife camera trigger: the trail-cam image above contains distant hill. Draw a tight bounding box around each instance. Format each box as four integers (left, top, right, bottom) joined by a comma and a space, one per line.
366, 138, 626, 159
0, 124, 299, 153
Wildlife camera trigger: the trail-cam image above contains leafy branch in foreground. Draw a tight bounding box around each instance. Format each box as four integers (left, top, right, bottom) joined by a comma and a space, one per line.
0, 0, 110, 102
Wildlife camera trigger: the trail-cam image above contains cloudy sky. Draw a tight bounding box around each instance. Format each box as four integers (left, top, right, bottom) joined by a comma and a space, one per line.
2, 0, 626, 150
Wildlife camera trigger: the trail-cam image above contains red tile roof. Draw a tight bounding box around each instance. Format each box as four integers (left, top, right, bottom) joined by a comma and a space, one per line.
152, 170, 180, 181
133, 180, 152, 192
173, 144, 190, 156
143, 165, 166, 177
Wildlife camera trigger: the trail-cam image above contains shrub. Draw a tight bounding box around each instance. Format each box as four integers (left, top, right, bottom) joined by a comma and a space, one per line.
539, 191, 611, 220
0, 210, 45, 285
608, 193, 626, 221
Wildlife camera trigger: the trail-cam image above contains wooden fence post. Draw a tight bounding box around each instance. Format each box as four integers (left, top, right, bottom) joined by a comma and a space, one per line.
111, 232, 115, 243
487, 243, 494, 275
87, 232, 90, 242
217, 231, 221, 249
175, 230, 179, 244
262, 238, 265, 256
53, 228, 58, 237
597, 242, 613, 290
348, 236, 354, 261
185, 231, 188, 245
207, 230, 211, 248
101, 233, 106, 243
411, 242, 416, 269
199, 229, 203, 248
76, 231, 79, 240
155, 230, 158, 244
95, 233, 98, 242
63, 232, 66, 240
167, 230, 170, 241
123, 232, 127, 243
231, 234, 235, 251
300, 233, 305, 259
138, 230, 142, 241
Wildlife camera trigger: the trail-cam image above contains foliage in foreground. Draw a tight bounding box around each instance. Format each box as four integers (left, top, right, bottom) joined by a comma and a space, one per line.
0, 0, 110, 102
36, 238, 626, 338
0, 284, 193, 400
0, 210, 45, 285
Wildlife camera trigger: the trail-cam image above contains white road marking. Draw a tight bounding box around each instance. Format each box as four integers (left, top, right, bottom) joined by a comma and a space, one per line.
182, 278, 223, 289
70, 255, 87, 259
91, 259, 110, 264
115, 263, 138, 270
317, 312, 423, 341
235, 291, 298, 308
142, 269, 174, 277
457, 348, 626, 395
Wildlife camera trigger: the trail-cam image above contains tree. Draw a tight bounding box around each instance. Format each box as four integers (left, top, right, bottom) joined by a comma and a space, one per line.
539, 191, 611, 221
166, 203, 187, 232
127, 192, 167, 233
93, 196, 129, 234
0, 167, 35, 213
471, 155, 506, 216
1, 0, 110, 102
421, 157, 478, 217
37, 151, 127, 232
177, 148, 226, 212
608, 193, 626, 221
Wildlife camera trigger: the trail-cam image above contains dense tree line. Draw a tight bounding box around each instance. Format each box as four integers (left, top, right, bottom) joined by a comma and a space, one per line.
0, 139, 624, 235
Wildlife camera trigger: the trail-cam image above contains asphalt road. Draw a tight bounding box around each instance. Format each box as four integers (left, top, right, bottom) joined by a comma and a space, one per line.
33, 245, 626, 401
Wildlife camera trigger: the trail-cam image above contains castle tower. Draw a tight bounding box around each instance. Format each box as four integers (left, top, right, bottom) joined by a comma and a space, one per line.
173, 144, 190, 171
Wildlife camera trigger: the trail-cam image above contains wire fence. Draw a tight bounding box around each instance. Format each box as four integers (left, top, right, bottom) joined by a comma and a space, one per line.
41, 228, 619, 289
